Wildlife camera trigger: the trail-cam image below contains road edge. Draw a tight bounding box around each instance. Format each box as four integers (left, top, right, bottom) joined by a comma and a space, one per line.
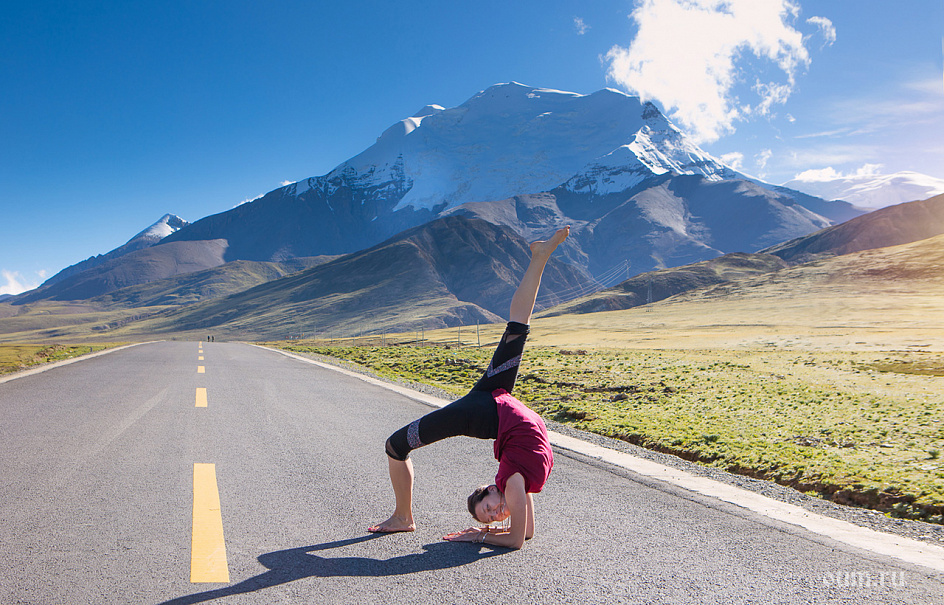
0, 342, 153, 386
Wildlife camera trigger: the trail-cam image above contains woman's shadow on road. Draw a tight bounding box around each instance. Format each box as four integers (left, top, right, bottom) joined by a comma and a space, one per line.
158, 534, 505, 604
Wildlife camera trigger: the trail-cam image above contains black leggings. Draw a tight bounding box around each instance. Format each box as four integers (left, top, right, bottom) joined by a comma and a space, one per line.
385, 321, 529, 461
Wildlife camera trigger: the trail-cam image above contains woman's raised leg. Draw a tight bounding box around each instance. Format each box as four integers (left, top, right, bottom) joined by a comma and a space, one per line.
509, 226, 570, 325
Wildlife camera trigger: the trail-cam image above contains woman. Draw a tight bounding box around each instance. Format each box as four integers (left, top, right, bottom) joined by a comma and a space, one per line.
368, 226, 569, 549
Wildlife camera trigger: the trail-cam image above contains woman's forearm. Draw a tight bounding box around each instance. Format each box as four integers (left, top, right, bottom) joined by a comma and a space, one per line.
480, 529, 524, 549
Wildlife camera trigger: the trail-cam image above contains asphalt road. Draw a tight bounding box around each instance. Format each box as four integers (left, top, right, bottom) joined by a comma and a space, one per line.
0, 341, 941, 604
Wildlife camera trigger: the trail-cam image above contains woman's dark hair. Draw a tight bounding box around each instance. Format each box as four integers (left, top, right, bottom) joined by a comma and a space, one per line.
467, 485, 491, 521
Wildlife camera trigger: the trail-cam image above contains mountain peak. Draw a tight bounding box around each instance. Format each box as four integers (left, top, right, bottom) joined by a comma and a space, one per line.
332, 82, 711, 213
128, 213, 190, 245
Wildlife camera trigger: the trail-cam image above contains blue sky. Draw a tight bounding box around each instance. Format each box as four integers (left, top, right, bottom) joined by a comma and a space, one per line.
2, 0, 942, 294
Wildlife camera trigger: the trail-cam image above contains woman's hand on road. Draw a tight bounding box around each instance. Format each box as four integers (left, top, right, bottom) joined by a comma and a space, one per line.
442, 527, 486, 542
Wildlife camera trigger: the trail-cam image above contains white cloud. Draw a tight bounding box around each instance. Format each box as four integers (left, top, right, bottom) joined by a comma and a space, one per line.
574, 16, 590, 35
280, 180, 295, 187
233, 193, 265, 208
719, 151, 744, 170
604, 0, 814, 143
756, 148, 774, 170
793, 163, 883, 182
805, 16, 836, 47
0, 269, 40, 296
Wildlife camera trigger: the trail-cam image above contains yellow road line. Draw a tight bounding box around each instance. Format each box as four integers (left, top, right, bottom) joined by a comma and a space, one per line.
195, 388, 207, 408
198, 366, 205, 374
190, 463, 230, 583
199, 356, 204, 361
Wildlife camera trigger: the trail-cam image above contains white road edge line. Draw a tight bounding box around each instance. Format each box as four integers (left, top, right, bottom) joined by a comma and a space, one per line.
256, 344, 944, 574
0, 342, 152, 386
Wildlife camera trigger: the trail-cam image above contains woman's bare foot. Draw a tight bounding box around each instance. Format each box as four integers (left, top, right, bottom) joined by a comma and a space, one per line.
367, 514, 415, 533
529, 226, 570, 258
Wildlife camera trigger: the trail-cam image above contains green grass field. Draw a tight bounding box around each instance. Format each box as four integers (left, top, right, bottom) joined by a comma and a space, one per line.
0, 343, 121, 376
267, 341, 944, 524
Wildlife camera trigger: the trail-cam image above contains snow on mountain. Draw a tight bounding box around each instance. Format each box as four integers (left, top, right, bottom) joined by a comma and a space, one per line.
314, 82, 737, 213
35, 213, 191, 289
563, 102, 738, 196
782, 171, 944, 210
128, 213, 190, 244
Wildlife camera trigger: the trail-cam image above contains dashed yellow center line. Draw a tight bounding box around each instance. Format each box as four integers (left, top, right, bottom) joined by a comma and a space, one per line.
198, 366, 205, 374
195, 388, 208, 408
198, 356, 204, 361
190, 463, 230, 583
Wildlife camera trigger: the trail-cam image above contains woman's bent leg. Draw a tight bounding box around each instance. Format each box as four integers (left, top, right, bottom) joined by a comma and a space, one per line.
368, 457, 416, 533
369, 393, 497, 533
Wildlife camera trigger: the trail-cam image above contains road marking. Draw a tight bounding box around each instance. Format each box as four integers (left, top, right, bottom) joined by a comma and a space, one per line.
197, 366, 205, 374
199, 356, 204, 361
259, 344, 944, 574
195, 388, 207, 408
191, 463, 230, 583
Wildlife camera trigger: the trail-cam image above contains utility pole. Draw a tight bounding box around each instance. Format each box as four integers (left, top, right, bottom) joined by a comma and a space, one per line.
647, 274, 653, 312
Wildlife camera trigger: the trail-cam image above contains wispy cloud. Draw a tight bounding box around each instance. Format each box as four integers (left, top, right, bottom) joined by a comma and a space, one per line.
792, 163, 883, 182
233, 193, 265, 208
719, 151, 744, 170
0, 269, 41, 296
604, 0, 822, 143
805, 16, 836, 48
783, 143, 881, 173
755, 148, 774, 176
573, 16, 590, 35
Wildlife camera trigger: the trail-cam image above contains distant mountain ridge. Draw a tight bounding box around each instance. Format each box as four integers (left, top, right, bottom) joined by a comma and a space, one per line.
141, 216, 594, 339
41, 214, 190, 287
783, 171, 944, 210
763, 193, 944, 263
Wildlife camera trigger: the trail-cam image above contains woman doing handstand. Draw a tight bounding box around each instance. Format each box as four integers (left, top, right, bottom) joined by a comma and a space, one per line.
368, 226, 569, 549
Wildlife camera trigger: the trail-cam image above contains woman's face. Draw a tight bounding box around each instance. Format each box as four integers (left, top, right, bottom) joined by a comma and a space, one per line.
475, 487, 510, 524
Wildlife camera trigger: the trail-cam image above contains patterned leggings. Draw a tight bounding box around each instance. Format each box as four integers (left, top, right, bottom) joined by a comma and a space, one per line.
384, 321, 529, 461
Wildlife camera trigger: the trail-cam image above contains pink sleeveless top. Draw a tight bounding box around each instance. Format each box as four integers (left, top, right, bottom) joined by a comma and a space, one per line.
492, 389, 554, 493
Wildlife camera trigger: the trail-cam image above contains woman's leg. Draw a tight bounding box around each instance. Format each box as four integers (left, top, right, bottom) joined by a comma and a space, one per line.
369, 393, 498, 533
509, 226, 570, 325
471, 225, 570, 395
367, 457, 415, 533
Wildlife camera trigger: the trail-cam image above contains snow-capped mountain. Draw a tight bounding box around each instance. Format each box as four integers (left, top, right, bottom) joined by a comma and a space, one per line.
128, 213, 189, 244
40, 213, 190, 287
291, 82, 740, 214
782, 171, 944, 210
165, 82, 846, 265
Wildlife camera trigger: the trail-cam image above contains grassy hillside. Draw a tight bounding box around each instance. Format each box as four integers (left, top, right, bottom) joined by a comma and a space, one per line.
538, 252, 787, 317
90, 256, 335, 308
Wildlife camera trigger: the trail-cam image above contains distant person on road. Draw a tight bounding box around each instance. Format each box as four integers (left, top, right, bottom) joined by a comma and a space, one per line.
368, 226, 570, 549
